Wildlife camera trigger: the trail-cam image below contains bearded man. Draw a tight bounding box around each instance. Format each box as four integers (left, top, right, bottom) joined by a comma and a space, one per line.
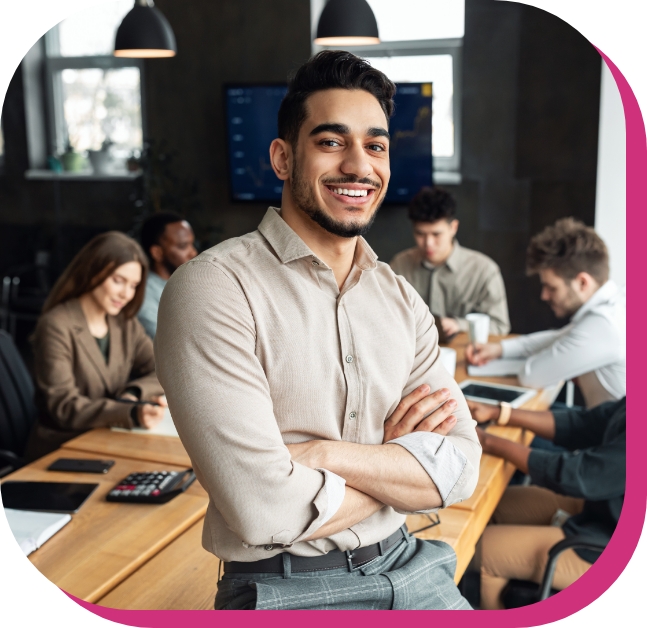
466, 217, 625, 410
155, 51, 480, 610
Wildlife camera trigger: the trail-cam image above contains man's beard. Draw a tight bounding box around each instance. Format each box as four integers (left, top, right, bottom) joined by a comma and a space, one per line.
290, 156, 383, 238
556, 285, 585, 319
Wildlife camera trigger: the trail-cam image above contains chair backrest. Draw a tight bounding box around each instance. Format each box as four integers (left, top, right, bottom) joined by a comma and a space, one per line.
0, 330, 38, 456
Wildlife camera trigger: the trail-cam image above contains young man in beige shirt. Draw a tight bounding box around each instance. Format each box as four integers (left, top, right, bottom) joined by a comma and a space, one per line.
155, 51, 479, 610
390, 187, 510, 338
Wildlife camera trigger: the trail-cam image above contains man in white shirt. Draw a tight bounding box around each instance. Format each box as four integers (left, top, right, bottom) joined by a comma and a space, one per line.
467, 218, 625, 409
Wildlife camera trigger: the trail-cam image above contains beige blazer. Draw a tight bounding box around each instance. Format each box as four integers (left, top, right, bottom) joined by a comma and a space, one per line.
26, 298, 163, 460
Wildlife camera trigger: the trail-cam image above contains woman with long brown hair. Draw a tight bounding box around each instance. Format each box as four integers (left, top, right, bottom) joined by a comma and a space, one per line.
26, 231, 166, 459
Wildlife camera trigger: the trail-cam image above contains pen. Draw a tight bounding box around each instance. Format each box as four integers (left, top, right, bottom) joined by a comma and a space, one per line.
113, 398, 162, 407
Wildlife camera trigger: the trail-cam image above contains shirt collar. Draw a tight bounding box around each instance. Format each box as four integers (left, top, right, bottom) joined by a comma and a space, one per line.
571, 280, 619, 322
421, 239, 462, 272
258, 207, 378, 270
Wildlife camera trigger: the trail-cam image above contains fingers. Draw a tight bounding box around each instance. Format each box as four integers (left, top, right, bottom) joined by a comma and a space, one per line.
384, 384, 431, 428
430, 415, 456, 436
393, 388, 454, 437
412, 398, 457, 434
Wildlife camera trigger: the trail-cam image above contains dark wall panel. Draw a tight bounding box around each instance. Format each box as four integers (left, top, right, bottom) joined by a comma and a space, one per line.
0, 0, 602, 338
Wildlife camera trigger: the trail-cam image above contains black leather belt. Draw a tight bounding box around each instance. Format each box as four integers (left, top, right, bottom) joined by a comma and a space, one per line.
224, 527, 406, 574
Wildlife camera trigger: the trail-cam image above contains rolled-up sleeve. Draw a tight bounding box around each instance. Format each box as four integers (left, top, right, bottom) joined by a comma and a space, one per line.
155, 260, 341, 547
398, 281, 481, 506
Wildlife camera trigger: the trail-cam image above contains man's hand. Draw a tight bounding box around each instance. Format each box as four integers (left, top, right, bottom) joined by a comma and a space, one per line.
383, 385, 457, 442
287, 384, 458, 468
466, 400, 500, 424
137, 394, 167, 429
440, 317, 460, 337
465, 342, 503, 365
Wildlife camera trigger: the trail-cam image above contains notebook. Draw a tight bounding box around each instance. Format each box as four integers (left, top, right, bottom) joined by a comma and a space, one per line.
4, 508, 71, 556
111, 407, 179, 438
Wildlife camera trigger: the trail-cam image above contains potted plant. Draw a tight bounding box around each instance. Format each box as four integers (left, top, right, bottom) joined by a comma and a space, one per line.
87, 138, 114, 175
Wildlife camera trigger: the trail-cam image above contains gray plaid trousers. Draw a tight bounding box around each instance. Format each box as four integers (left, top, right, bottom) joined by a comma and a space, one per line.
215, 528, 472, 610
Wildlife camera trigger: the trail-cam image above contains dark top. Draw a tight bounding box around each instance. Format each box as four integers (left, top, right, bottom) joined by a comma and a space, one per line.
528, 398, 626, 563
94, 332, 110, 362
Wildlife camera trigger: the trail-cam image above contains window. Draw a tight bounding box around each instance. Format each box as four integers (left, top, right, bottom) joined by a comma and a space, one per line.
44, 0, 144, 167
312, 0, 464, 178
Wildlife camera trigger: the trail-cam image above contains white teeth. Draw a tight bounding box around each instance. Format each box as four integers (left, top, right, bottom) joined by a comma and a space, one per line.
332, 188, 369, 197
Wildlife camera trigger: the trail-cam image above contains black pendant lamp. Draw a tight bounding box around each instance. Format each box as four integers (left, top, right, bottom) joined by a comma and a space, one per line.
114, 0, 177, 58
315, 0, 380, 46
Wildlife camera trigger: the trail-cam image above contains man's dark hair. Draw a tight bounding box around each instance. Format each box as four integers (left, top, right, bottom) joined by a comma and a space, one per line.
408, 187, 456, 223
526, 217, 609, 284
140, 211, 185, 261
278, 50, 396, 146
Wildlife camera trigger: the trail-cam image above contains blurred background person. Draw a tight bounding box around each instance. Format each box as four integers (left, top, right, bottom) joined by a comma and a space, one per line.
25, 232, 166, 460
467, 218, 625, 409
468, 397, 625, 609
390, 187, 510, 339
138, 212, 197, 338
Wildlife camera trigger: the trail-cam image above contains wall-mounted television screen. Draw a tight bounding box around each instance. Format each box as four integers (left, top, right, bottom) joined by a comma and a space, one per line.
225, 83, 433, 203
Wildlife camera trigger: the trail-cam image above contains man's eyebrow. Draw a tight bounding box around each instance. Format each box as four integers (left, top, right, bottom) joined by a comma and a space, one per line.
309, 123, 350, 136
367, 127, 390, 140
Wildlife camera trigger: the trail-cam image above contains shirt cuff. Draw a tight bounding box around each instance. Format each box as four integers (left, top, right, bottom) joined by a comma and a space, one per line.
314, 468, 346, 526
527, 448, 555, 488
281, 468, 346, 546
389, 432, 470, 511
501, 337, 526, 359
456, 317, 469, 333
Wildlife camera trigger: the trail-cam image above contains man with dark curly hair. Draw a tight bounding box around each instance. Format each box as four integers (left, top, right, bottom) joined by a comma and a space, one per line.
467, 218, 625, 409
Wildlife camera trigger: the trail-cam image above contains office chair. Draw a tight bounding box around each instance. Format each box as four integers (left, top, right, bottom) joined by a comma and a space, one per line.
0, 330, 38, 477
1, 254, 50, 339
501, 535, 607, 608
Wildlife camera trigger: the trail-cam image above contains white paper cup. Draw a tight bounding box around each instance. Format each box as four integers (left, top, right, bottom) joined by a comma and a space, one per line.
439, 347, 457, 377
466, 313, 490, 344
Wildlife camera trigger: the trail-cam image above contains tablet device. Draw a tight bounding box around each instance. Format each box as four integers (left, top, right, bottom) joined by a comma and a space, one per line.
0, 481, 98, 514
459, 379, 537, 408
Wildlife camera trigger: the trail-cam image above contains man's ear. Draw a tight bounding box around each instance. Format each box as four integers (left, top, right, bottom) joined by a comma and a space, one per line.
450, 219, 459, 237
270, 138, 292, 181
150, 244, 164, 264
575, 271, 597, 292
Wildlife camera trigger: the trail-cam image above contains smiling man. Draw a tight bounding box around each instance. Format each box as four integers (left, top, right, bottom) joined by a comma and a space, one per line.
466, 218, 625, 409
155, 51, 479, 610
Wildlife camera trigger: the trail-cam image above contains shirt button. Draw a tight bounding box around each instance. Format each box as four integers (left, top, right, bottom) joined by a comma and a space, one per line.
345, 355, 354, 363
311, 260, 319, 266
264, 544, 274, 551
349, 412, 357, 419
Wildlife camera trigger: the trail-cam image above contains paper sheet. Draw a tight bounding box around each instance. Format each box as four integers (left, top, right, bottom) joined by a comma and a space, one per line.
467, 358, 526, 377
111, 407, 179, 438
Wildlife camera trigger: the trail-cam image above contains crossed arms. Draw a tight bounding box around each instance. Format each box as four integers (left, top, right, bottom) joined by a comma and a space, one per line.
155, 259, 480, 547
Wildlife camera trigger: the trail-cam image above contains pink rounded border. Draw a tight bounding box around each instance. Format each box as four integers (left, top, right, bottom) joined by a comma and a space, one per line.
63, 49, 644, 626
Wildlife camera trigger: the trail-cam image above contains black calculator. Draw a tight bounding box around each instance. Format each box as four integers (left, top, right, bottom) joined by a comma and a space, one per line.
106, 469, 196, 504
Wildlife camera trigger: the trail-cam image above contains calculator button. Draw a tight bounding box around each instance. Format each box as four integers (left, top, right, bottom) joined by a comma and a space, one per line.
152, 489, 160, 496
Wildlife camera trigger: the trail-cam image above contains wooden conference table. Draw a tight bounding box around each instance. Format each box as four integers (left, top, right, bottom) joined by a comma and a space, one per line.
3, 333, 555, 609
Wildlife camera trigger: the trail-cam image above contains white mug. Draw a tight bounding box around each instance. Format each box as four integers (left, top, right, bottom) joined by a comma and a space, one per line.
439, 347, 457, 377
466, 313, 490, 344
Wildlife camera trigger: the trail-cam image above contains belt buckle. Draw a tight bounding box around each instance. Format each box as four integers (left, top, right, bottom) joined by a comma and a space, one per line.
345, 550, 356, 572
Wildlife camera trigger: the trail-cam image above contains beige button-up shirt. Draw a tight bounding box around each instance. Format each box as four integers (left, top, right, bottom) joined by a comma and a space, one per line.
155, 208, 480, 562
390, 243, 511, 336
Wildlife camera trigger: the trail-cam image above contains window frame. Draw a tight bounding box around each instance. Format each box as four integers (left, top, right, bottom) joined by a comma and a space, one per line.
334, 38, 463, 176
43, 27, 147, 158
